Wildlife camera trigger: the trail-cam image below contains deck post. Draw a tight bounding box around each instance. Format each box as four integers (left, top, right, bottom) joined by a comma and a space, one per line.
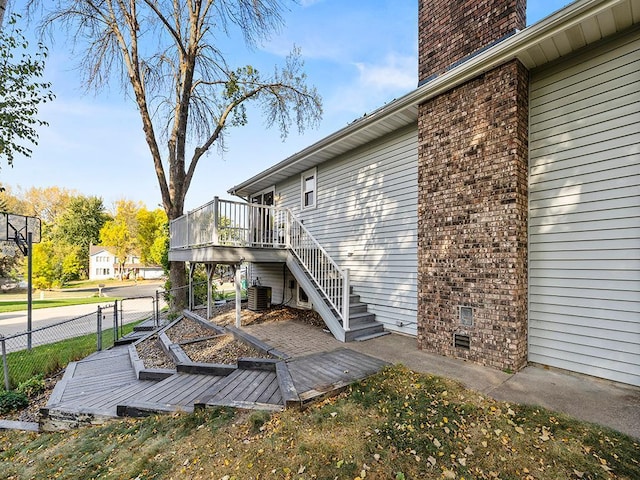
213, 196, 219, 244
234, 264, 242, 328
342, 269, 350, 332
188, 263, 195, 310
206, 263, 216, 319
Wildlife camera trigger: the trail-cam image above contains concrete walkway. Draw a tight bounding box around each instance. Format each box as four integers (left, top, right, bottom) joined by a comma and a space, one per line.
244, 321, 640, 440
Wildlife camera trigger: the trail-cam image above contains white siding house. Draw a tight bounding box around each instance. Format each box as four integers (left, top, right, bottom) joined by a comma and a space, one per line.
528, 28, 640, 386
89, 246, 116, 280
89, 246, 164, 281
252, 126, 419, 336
171, 0, 639, 386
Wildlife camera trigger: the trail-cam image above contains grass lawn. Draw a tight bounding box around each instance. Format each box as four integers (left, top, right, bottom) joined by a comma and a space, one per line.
0, 365, 638, 479
1, 322, 142, 388
0, 297, 120, 314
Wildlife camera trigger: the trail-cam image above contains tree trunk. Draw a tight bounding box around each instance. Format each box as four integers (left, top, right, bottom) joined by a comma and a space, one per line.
0, 0, 6, 28
168, 260, 186, 311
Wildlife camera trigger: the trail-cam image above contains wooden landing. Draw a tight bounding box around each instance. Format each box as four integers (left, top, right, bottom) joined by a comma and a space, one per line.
287, 349, 389, 402
41, 345, 389, 430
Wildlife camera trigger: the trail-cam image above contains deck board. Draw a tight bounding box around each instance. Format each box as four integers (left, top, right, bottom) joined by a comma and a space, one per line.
42, 340, 389, 429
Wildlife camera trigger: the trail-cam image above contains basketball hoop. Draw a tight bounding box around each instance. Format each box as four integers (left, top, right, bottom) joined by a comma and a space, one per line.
0, 212, 41, 255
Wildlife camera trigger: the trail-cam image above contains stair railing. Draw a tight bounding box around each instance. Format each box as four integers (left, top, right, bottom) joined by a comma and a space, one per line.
287, 211, 350, 331
169, 198, 350, 331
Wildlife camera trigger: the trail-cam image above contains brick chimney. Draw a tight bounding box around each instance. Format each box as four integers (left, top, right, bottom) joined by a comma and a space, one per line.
418, 0, 526, 83
417, 0, 530, 372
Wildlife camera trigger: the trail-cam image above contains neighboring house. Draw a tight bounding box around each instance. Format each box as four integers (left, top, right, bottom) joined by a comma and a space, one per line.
89, 245, 164, 281
169, 0, 639, 387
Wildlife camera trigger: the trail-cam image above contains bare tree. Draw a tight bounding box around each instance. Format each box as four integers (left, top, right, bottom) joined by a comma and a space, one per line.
0, 0, 7, 27
29, 0, 322, 299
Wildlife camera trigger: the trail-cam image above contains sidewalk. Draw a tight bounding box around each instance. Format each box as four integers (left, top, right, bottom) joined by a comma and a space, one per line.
245, 321, 640, 440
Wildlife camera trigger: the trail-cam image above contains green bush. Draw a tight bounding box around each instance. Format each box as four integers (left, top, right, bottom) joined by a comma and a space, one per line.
0, 390, 29, 414
17, 375, 45, 398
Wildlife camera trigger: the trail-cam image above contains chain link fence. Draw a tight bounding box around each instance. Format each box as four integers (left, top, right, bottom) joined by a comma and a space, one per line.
0, 296, 160, 391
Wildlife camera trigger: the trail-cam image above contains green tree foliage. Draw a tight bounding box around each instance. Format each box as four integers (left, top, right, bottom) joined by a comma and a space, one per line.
30, 239, 54, 288
99, 219, 133, 280
136, 207, 168, 266
99, 200, 167, 279
0, 13, 54, 167
52, 195, 110, 276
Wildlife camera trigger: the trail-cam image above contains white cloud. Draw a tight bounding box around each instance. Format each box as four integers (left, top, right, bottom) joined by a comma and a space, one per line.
354, 54, 416, 92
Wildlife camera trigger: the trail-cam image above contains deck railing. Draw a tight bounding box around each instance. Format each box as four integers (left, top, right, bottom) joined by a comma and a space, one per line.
170, 197, 350, 330
170, 197, 288, 250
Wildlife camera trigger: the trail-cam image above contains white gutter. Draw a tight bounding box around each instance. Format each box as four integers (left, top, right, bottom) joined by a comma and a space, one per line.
228, 0, 629, 197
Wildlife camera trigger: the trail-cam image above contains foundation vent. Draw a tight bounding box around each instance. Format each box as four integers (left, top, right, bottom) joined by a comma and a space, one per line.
454, 333, 470, 350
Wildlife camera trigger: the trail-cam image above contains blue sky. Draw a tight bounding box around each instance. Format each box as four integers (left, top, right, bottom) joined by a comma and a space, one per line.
2, 0, 570, 212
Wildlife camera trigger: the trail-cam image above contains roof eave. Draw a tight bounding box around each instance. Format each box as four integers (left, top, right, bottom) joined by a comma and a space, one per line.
228, 0, 636, 198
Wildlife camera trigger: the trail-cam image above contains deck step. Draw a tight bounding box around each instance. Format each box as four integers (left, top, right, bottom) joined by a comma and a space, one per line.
352, 331, 391, 342
349, 311, 376, 326
349, 302, 368, 314
345, 322, 386, 342
115, 330, 150, 345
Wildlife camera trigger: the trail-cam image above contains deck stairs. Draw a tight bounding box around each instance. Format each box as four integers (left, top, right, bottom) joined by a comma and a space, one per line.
286, 253, 386, 342
40, 342, 388, 431
115, 318, 161, 346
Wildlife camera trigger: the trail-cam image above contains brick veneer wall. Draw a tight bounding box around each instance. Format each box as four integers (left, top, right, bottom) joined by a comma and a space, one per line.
418, 0, 526, 82
417, 60, 529, 372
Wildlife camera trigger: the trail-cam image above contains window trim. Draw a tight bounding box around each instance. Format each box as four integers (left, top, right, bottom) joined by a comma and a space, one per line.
301, 168, 317, 210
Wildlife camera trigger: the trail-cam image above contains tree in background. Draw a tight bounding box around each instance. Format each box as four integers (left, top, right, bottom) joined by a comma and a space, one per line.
0, 13, 54, 168
18, 189, 110, 287
51, 195, 110, 277
137, 207, 168, 266
99, 218, 134, 280
98, 199, 168, 279
19, 186, 75, 224
31, 0, 322, 304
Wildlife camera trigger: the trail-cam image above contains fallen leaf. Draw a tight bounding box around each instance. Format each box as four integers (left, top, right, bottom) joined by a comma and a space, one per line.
428, 456, 436, 466
573, 470, 584, 478
443, 469, 456, 479
464, 447, 473, 455
433, 438, 441, 448
298, 465, 306, 474
458, 457, 466, 466
515, 426, 525, 435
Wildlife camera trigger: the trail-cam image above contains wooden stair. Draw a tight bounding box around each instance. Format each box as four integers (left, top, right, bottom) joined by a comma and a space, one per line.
286, 253, 386, 342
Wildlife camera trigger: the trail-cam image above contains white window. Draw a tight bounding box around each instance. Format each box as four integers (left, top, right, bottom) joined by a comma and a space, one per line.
301, 168, 316, 209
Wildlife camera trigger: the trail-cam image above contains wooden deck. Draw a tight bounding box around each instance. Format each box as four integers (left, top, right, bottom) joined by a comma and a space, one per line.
41, 342, 389, 431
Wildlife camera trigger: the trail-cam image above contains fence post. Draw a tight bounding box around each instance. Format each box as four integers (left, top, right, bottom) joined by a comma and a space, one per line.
113, 300, 119, 342
1, 335, 9, 391
97, 305, 103, 351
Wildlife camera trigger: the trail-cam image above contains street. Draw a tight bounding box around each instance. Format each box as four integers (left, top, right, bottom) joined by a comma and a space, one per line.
0, 282, 165, 340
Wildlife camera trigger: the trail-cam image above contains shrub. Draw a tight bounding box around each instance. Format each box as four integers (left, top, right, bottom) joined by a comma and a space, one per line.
17, 374, 46, 398
0, 390, 29, 414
